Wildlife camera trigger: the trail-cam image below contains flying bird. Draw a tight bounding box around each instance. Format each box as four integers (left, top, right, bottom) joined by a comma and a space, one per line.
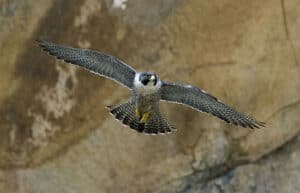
37, 40, 265, 134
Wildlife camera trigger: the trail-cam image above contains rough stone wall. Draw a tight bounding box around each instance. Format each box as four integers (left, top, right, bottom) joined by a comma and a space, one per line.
0, 0, 299, 192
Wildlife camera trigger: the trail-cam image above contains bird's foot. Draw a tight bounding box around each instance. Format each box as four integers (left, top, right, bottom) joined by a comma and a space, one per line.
135, 108, 142, 120
140, 112, 150, 124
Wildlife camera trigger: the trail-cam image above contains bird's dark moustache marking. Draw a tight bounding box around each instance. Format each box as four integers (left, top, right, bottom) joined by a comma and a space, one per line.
153, 78, 157, 86
140, 75, 150, 85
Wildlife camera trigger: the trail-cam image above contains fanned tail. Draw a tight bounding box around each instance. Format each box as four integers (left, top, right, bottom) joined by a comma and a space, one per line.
144, 112, 175, 134
107, 102, 144, 132
106, 102, 175, 134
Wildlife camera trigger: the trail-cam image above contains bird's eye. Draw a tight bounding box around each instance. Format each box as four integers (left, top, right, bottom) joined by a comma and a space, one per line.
140, 74, 150, 85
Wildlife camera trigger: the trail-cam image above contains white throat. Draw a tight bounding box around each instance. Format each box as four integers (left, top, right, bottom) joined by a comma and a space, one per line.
134, 73, 162, 95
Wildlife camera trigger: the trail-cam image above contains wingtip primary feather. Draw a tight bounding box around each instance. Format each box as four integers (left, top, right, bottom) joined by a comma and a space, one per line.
35, 39, 43, 44
240, 120, 266, 129
36, 39, 49, 46
256, 121, 266, 128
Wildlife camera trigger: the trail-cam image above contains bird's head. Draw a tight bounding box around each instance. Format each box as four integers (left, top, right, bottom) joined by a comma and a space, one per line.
138, 72, 158, 86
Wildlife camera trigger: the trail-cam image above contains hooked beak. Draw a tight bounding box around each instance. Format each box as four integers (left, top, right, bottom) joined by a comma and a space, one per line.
140, 74, 157, 86
150, 75, 155, 81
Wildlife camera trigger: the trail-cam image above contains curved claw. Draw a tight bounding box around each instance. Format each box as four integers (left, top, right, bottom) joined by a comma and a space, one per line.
140, 112, 150, 123
135, 108, 141, 120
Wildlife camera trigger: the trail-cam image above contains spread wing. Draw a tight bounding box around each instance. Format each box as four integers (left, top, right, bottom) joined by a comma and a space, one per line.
160, 82, 265, 129
37, 40, 136, 89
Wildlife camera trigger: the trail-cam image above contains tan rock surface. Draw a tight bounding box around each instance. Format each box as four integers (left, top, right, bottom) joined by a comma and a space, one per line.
0, 0, 299, 192
200, 136, 300, 193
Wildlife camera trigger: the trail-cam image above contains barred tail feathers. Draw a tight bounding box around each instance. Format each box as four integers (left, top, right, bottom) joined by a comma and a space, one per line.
107, 102, 144, 132
145, 112, 175, 134
106, 102, 175, 134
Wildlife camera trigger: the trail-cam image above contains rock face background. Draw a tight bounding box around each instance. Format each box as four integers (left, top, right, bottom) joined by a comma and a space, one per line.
0, 0, 299, 192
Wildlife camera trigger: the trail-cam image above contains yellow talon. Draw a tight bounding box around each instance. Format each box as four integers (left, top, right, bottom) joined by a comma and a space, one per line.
135, 108, 141, 119
140, 112, 150, 123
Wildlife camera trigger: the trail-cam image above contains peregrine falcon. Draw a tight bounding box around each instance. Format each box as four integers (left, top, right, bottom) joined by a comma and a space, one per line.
38, 40, 265, 134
